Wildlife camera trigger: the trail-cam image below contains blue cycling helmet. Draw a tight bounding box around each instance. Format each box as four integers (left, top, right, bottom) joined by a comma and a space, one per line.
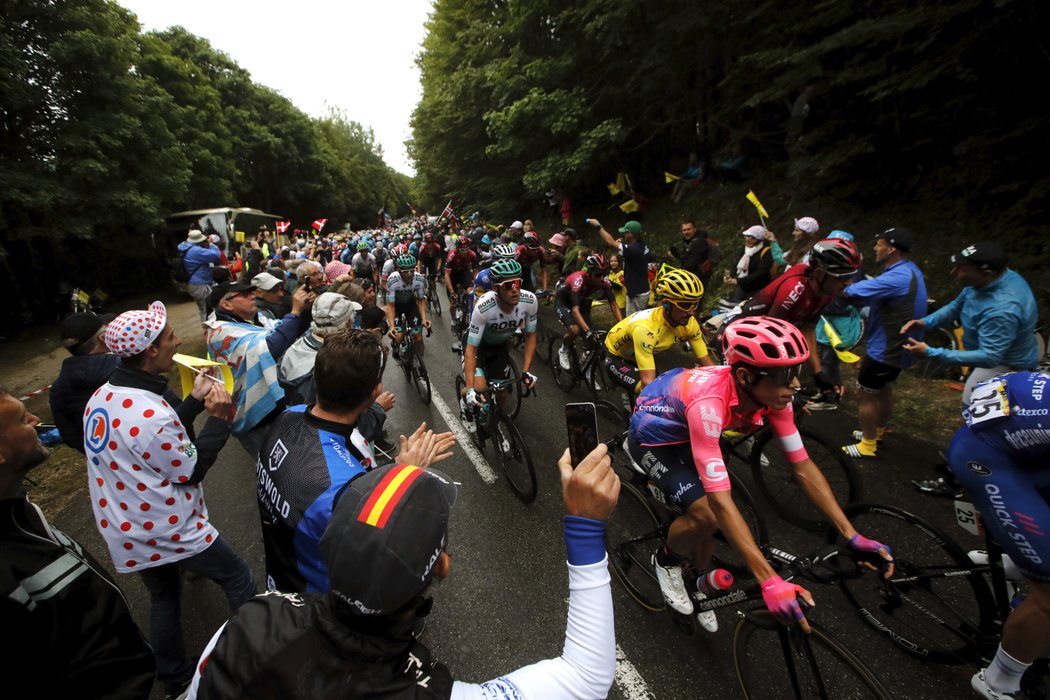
828, 230, 855, 242
481, 234, 492, 245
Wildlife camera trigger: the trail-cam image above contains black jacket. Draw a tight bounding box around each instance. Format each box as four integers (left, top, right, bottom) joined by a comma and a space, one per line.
1, 493, 155, 698
49, 353, 120, 451
675, 235, 711, 277
195, 592, 453, 700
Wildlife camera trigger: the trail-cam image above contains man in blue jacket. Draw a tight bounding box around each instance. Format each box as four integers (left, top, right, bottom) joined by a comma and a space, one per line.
179, 229, 221, 321
903, 242, 1039, 403
841, 228, 927, 459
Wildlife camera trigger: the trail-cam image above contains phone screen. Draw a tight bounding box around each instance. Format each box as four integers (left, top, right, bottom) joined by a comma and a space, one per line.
565, 402, 599, 467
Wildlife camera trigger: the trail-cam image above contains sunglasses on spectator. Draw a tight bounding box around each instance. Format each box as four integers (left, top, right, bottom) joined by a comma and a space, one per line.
495, 278, 522, 291
757, 364, 803, 388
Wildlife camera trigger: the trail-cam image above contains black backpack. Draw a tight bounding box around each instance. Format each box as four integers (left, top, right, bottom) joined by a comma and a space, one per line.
172, 246, 191, 283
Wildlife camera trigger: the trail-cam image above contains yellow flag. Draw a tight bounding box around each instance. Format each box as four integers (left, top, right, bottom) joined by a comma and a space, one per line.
821, 317, 861, 364
76, 289, 90, 304
607, 172, 626, 195
172, 353, 235, 398
746, 190, 769, 219
234, 230, 246, 243
619, 198, 640, 213
664, 171, 680, 183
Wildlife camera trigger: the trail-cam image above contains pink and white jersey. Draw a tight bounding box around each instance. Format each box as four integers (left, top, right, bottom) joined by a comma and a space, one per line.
630, 366, 808, 493
83, 384, 218, 572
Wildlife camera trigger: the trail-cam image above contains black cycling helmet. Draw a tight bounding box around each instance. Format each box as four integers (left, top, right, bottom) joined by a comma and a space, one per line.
809, 238, 862, 278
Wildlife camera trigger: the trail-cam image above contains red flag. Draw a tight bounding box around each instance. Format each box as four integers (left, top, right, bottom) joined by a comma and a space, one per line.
276, 221, 290, 234
312, 218, 327, 232
441, 201, 459, 230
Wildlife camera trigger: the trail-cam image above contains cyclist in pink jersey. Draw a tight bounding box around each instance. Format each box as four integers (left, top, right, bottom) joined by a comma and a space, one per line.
627, 316, 894, 632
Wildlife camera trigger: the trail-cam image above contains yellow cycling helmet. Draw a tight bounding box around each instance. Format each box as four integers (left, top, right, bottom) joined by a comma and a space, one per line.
655, 268, 704, 302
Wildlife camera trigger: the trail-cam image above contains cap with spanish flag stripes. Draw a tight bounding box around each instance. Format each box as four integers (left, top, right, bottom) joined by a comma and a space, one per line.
320, 463, 458, 616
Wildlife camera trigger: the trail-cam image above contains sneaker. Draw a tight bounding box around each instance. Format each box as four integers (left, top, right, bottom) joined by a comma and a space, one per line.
693, 591, 719, 633
806, 393, 839, 411
971, 669, 1018, 699
851, 430, 884, 445
558, 344, 572, 371
652, 554, 694, 615
912, 477, 963, 499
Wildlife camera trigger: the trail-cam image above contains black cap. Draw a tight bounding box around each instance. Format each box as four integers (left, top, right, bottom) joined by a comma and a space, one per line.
880, 227, 914, 252
208, 279, 255, 309
59, 312, 117, 354
952, 242, 1007, 271
320, 464, 458, 616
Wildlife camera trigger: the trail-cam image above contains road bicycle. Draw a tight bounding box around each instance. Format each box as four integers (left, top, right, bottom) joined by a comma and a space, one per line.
449, 289, 473, 337
454, 374, 537, 503
829, 500, 1050, 695
549, 330, 615, 396
425, 274, 442, 317
391, 314, 432, 404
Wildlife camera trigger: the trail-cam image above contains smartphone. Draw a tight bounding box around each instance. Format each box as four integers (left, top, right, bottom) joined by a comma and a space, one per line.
565, 402, 599, 467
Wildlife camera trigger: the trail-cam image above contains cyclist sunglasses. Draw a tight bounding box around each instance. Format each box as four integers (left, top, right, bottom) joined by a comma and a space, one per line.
757, 363, 803, 388
666, 300, 700, 315
495, 278, 522, 291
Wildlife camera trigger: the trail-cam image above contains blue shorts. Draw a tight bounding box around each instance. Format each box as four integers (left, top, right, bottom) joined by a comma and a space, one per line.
948, 428, 1050, 583
626, 438, 706, 510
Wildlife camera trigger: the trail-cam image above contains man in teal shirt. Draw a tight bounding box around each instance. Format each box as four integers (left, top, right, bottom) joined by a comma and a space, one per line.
902, 242, 1039, 403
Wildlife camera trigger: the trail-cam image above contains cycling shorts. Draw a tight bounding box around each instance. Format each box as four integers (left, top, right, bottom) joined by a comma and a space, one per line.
603, 353, 640, 392
948, 427, 1050, 583
626, 437, 708, 510
448, 268, 473, 293
857, 355, 903, 392
556, 299, 592, 329
394, 310, 423, 333
473, 343, 513, 382
421, 257, 440, 276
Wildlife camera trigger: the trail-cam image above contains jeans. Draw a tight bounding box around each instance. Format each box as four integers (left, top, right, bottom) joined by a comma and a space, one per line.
819, 344, 841, 386
138, 536, 256, 685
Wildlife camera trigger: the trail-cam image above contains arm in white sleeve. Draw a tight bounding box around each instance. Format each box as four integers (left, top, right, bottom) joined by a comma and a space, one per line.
451, 517, 615, 700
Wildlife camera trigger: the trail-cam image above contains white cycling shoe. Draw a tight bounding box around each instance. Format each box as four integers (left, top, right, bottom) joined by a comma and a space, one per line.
972, 669, 1018, 700
558, 344, 572, 371
652, 555, 694, 615
692, 591, 719, 633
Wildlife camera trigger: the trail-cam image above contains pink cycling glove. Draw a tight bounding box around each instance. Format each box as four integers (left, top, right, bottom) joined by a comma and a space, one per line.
849, 533, 892, 559
761, 575, 806, 625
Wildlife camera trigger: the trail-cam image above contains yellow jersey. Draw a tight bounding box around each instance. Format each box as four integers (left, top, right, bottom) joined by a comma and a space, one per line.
604, 306, 708, 371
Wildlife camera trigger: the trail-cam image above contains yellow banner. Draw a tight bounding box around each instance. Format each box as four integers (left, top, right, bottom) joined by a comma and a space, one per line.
234, 230, 246, 243
607, 172, 626, 196
172, 353, 235, 398
619, 198, 640, 213
746, 190, 769, 219
821, 318, 861, 364
664, 171, 680, 183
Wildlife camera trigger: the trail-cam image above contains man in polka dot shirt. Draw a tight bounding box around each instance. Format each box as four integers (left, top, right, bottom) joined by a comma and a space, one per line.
83, 301, 257, 699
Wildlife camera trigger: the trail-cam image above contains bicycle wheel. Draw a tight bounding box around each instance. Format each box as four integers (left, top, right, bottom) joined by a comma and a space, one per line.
504, 356, 524, 420
584, 350, 612, 397
734, 609, 893, 699
830, 502, 996, 664
711, 475, 769, 580
549, 337, 577, 391
492, 413, 537, 503
454, 375, 482, 449
916, 327, 960, 380
428, 285, 442, 317
411, 352, 431, 405
606, 479, 668, 612
750, 428, 863, 531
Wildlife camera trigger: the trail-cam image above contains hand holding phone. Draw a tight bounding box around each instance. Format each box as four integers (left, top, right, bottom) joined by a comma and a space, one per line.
565, 402, 599, 468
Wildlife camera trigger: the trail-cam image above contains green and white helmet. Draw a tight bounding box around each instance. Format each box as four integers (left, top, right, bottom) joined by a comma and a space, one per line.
490, 258, 523, 281
395, 254, 417, 270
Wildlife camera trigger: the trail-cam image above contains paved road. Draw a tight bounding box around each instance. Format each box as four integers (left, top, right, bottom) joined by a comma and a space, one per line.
52, 298, 986, 699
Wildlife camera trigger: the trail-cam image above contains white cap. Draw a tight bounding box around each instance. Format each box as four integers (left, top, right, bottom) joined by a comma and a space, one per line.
794, 217, 819, 234
742, 225, 767, 240
251, 272, 284, 291
510, 220, 523, 229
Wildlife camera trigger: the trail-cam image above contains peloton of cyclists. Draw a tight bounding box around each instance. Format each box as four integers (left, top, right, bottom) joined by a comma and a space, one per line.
554, 254, 625, 371
460, 259, 539, 432
627, 316, 893, 632
385, 254, 431, 359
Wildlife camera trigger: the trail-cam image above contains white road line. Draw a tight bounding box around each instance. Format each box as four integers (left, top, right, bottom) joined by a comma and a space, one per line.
429, 385, 498, 484
615, 645, 655, 699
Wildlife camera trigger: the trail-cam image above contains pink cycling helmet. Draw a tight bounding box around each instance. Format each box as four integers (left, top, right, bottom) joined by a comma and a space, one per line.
722, 316, 810, 367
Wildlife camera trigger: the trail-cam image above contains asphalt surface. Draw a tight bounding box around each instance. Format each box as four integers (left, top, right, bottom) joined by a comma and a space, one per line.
52, 298, 990, 699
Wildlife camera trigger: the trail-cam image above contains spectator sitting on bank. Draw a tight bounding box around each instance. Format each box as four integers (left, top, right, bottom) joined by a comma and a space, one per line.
669, 220, 715, 291
205, 279, 314, 457
2, 388, 156, 699
251, 272, 292, 331
179, 229, 221, 321
49, 310, 117, 451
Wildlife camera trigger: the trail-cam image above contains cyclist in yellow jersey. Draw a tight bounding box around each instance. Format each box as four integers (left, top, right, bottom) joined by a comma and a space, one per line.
604, 269, 715, 399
